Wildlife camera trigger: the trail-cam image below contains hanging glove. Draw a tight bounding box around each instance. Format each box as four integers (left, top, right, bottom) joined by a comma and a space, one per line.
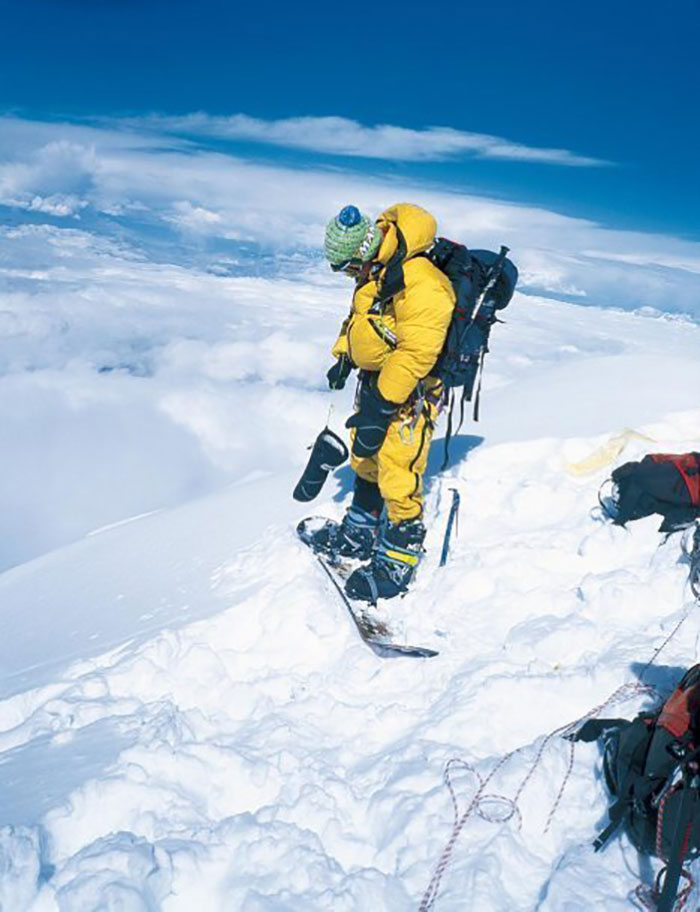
326, 354, 355, 390
345, 378, 397, 458
293, 428, 349, 502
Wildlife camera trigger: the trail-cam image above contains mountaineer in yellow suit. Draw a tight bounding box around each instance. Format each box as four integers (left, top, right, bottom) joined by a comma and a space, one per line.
309, 203, 455, 602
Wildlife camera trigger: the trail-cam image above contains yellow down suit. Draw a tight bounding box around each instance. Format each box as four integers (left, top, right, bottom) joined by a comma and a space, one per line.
332, 203, 455, 522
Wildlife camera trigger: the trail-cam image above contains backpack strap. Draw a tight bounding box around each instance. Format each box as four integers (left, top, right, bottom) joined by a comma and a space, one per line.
370, 226, 408, 312
593, 717, 657, 851
366, 226, 408, 346
369, 319, 398, 349
593, 804, 628, 852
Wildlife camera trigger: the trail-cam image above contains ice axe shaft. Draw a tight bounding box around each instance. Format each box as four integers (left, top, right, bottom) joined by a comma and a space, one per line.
439, 488, 461, 567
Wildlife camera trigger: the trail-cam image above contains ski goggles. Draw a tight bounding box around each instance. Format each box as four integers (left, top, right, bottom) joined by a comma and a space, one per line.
330, 257, 365, 277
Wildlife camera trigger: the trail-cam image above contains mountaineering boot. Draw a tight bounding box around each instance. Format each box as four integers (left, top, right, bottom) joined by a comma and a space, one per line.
345, 518, 426, 603
301, 505, 379, 561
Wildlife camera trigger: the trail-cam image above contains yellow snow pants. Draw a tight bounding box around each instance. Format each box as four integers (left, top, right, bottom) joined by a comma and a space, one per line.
350, 402, 437, 523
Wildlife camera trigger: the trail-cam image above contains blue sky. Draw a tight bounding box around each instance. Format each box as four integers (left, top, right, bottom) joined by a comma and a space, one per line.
1, 0, 699, 239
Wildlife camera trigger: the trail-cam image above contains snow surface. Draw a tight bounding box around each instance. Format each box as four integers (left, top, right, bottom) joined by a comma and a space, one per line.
0, 278, 699, 909
2, 116, 700, 910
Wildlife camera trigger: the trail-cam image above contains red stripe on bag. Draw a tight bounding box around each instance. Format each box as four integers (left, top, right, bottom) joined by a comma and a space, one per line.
650, 453, 700, 507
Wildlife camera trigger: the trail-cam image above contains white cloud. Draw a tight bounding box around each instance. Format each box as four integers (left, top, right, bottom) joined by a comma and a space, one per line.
166, 200, 223, 233
0, 115, 698, 319
1, 114, 700, 572
0, 138, 99, 216
7, 193, 87, 216
130, 112, 609, 167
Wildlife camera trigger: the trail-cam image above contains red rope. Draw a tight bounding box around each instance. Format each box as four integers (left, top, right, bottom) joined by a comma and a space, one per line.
418, 682, 656, 911
417, 586, 698, 910
656, 788, 673, 861
632, 867, 695, 911
418, 754, 515, 912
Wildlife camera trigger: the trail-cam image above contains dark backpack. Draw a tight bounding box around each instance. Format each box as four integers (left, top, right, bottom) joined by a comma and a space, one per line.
608, 452, 700, 532
574, 667, 700, 911
427, 239, 518, 405
424, 239, 517, 468
370, 232, 517, 469
370, 231, 517, 410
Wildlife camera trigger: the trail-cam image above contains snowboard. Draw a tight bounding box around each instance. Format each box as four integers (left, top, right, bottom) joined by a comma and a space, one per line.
297, 517, 438, 659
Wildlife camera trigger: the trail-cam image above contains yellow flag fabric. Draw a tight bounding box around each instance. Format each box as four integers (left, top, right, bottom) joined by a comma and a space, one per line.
565, 428, 657, 476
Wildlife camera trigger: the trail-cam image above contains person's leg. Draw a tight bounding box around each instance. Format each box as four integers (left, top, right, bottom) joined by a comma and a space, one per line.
346, 409, 434, 601
351, 474, 384, 517
336, 473, 383, 557
377, 411, 433, 524
301, 457, 382, 560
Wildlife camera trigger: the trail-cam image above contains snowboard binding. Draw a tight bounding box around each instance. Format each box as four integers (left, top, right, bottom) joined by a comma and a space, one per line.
296, 512, 377, 567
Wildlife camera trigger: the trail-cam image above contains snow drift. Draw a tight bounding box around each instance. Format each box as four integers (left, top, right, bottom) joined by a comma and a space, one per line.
2, 116, 700, 908
0, 275, 699, 908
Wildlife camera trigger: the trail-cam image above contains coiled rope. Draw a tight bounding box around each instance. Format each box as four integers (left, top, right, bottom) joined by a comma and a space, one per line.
419, 573, 699, 912
418, 682, 657, 911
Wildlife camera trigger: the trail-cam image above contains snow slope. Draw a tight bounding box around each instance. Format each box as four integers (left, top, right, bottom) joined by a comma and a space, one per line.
1, 277, 699, 910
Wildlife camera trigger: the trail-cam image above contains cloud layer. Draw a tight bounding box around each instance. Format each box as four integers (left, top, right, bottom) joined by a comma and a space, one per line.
125, 113, 610, 166
0, 115, 698, 314
0, 113, 699, 570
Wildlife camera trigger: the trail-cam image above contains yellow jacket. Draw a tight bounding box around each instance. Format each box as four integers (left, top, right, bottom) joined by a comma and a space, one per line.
331, 203, 455, 405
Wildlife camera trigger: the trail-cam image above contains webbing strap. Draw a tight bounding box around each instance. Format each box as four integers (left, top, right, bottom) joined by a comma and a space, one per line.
593, 808, 625, 852
368, 317, 398, 349
371, 226, 408, 311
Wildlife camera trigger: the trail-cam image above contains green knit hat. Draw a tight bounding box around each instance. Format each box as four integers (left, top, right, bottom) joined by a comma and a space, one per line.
324, 205, 382, 266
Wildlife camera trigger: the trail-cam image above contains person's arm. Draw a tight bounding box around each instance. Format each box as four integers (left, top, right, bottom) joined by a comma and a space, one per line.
330, 316, 350, 360
328, 317, 355, 389
377, 271, 454, 404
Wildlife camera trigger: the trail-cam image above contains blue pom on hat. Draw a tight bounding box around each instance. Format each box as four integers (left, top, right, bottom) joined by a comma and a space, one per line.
324, 205, 381, 266
338, 205, 362, 227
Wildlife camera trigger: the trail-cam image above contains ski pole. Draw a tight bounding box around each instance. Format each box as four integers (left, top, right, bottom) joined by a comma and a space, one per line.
470, 245, 509, 325
439, 488, 461, 567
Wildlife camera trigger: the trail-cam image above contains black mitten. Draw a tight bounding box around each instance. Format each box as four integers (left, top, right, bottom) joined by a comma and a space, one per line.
345, 380, 397, 458
293, 428, 349, 502
326, 354, 355, 390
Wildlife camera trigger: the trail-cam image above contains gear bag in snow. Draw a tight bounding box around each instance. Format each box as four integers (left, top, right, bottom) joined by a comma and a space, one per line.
573, 667, 700, 912
606, 452, 700, 532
